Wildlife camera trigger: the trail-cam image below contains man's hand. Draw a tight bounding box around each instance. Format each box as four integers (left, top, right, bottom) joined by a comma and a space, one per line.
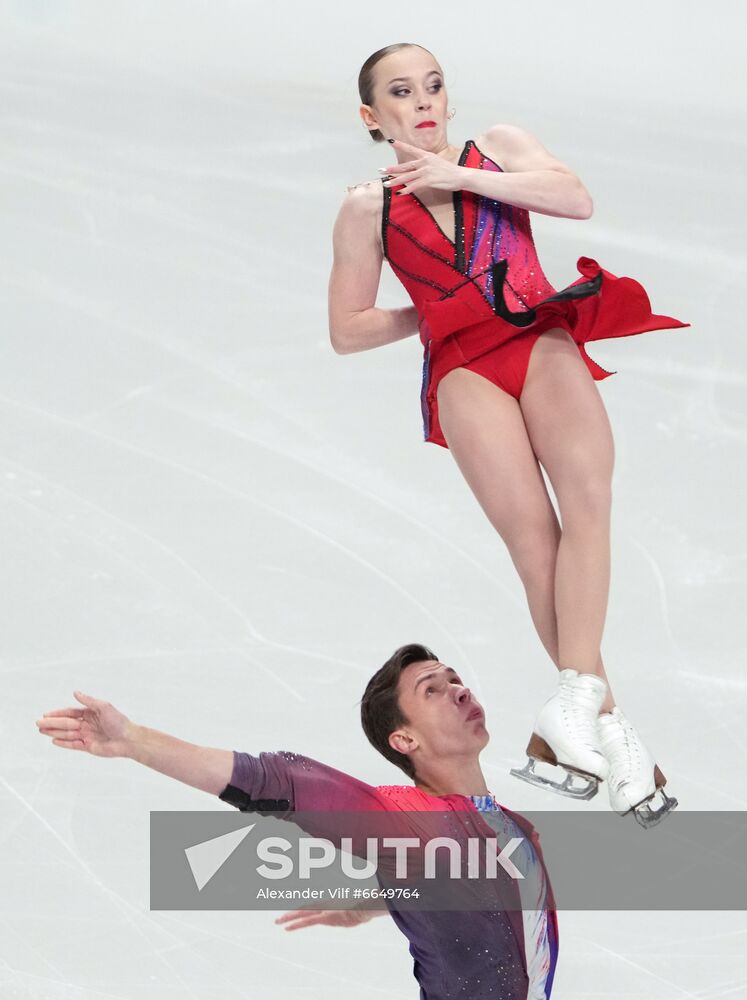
275, 907, 384, 931
36, 692, 234, 794
36, 691, 136, 758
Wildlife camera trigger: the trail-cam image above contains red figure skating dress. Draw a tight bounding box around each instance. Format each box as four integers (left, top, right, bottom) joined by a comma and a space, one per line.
381, 138, 690, 448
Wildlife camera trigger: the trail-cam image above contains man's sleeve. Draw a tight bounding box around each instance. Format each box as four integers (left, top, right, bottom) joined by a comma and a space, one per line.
217, 750, 400, 856
218, 750, 391, 814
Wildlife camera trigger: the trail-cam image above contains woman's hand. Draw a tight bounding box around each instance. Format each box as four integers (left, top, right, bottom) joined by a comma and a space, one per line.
36, 691, 136, 758
381, 139, 465, 194
275, 907, 383, 931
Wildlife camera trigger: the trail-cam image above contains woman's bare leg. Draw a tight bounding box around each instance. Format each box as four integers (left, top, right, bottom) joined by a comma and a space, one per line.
519, 328, 616, 713
435, 365, 615, 708
436, 348, 616, 713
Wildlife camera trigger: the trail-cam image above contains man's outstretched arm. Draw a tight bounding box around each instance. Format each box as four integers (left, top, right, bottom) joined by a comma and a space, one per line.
35, 690, 233, 795
35, 691, 391, 817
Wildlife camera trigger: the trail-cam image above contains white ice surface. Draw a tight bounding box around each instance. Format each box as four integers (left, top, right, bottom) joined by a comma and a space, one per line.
2, 2, 746, 998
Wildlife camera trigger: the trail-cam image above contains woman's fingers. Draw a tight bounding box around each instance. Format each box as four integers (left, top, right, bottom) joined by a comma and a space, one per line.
382, 160, 420, 176
388, 139, 423, 154
383, 174, 417, 187
382, 161, 417, 171
44, 708, 85, 718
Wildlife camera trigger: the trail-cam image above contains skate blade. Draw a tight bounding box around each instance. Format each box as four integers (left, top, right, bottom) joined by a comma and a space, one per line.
630, 775, 679, 830
509, 757, 600, 801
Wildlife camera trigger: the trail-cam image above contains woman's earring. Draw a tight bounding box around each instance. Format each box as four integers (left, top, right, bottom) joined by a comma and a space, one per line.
447, 108, 456, 120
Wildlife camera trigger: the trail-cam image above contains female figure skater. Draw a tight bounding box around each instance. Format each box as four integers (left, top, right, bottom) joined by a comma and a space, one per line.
328, 43, 688, 827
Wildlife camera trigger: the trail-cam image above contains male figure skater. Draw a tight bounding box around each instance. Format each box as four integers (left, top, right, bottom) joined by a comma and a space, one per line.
35, 643, 558, 1000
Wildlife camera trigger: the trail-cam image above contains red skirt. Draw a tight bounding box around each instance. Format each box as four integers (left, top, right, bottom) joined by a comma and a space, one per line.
419, 256, 690, 448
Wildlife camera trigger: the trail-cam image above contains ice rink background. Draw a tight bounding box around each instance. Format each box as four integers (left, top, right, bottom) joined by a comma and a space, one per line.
2, 1, 746, 997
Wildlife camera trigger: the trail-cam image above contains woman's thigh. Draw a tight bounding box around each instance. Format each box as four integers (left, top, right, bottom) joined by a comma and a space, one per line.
519, 328, 615, 515
435, 366, 560, 559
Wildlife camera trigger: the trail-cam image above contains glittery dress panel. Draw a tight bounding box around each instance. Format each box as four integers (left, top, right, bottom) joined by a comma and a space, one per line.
381, 138, 690, 449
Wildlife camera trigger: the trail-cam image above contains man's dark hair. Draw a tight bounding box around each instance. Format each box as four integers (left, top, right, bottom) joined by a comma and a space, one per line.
360, 642, 438, 780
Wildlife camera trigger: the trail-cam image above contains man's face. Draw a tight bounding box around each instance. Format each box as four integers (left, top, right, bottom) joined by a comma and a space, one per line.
390, 660, 489, 768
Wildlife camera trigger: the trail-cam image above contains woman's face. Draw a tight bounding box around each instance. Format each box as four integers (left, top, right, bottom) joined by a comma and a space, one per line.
362, 47, 449, 149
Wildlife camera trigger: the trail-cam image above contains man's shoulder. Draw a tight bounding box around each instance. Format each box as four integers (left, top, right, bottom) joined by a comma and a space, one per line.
374, 784, 473, 810
374, 783, 422, 808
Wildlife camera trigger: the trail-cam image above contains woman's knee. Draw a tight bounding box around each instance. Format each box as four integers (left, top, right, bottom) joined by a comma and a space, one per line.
556, 470, 613, 528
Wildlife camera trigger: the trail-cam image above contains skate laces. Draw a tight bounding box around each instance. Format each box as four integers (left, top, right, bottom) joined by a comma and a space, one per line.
558, 673, 604, 750
599, 710, 642, 786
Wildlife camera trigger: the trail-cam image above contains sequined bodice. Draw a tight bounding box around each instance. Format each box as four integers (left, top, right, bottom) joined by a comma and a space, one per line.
381, 139, 557, 332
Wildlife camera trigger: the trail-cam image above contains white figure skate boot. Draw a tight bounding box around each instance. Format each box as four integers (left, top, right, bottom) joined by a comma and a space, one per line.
597, 707, 678, 828
510, 668, 609, 800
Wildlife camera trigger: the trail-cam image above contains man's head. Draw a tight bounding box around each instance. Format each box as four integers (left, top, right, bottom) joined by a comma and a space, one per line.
360, 643, 488, 782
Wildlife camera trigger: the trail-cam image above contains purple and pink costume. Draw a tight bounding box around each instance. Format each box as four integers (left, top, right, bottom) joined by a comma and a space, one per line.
219, 749, 559, 999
